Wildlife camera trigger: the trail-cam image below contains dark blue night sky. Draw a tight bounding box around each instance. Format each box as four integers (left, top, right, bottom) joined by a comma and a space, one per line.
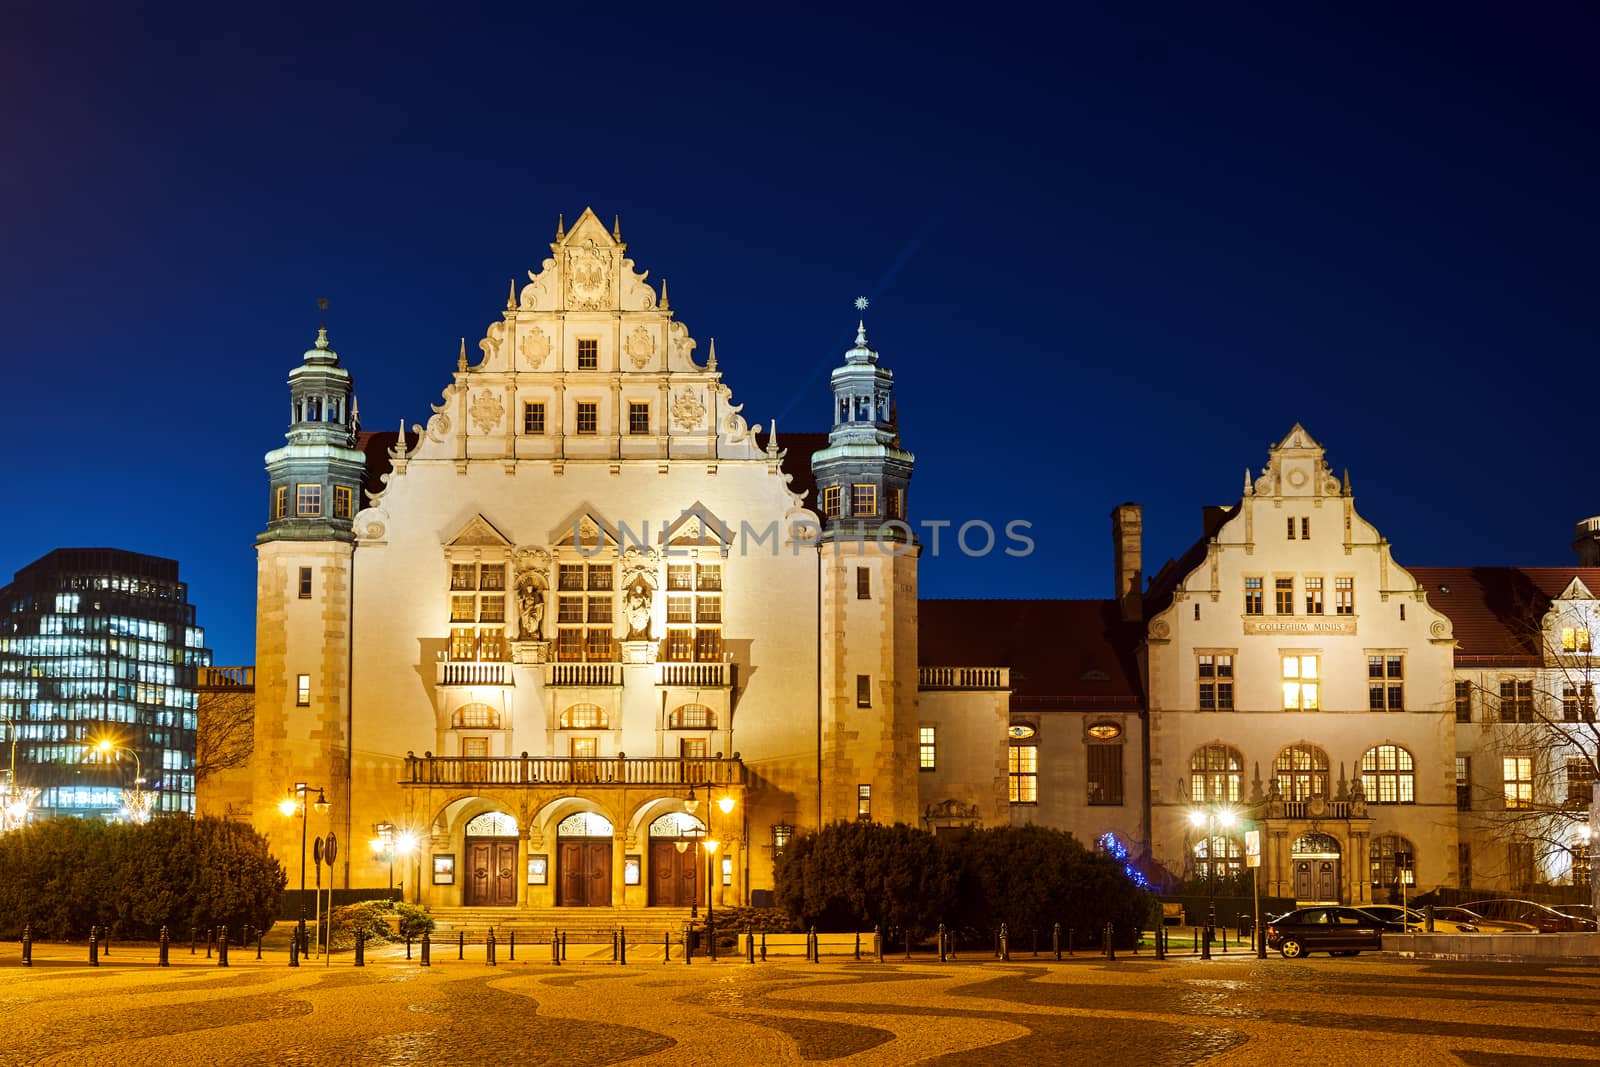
2, 4, 1594, 664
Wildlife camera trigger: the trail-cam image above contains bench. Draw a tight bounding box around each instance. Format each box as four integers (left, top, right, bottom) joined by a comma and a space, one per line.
1161, 903, 1186, 927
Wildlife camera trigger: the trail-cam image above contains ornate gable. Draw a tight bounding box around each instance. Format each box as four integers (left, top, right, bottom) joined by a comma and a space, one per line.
445, 514, 513, 548
1251, 423, 1345, 499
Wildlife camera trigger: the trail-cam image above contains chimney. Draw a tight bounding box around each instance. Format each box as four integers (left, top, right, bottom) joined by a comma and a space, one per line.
1111, 503, 1143, 622
1575, 516, 1600, 566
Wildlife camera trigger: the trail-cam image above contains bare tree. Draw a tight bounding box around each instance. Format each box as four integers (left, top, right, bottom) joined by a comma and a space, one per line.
196, 680, 255, 782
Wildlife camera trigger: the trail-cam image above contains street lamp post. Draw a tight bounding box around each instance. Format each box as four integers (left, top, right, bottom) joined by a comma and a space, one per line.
370, 823, 395, 890
93, 739, 154, 824
279, 784, 330, 951
1189, 805, 1237, 956
1, 706, 39, 832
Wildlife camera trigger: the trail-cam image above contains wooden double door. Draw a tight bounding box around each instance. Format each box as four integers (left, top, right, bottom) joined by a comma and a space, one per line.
649, 839, 701, 907
1293, 858, 1341, 903
559, 836, 613, 906
464, 836, 518, 907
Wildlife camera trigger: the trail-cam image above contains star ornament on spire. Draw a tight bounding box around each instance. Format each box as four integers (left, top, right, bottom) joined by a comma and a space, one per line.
854, 296, 869, 312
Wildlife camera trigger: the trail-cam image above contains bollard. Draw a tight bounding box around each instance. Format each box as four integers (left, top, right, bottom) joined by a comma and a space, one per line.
1222, 926, 1228, 952
807, 926, 815, 962
619, 927, 625, 966
159, 925, 170, 967
218, 926, 229, 967
206, 928, 212, 959
1155, 920, 1165, 960
905, 927, 911, 961
1067, 927, 1074, 956
708, 922, 715, 963
406, 936, 412, 961
289, 932, 299, 967
243, 924, 252, 950
947, 926, 956, 960
487, 928, 496, 967
1201, 923, 1211, 960
875, 924, 884, 963
90, 927, 99, 967
561, 931, 568, 962
1033, 927, 1039, 957
556, 931, 564, 966
682, 929, 689, 966
760, 931, 767, 962
812, 930, 820, 964
421, 931, 431, 967
104, 928, 111, 957
855, 930, 861, 961
1106, 923, 1116, 961
191, 925, 198, 955
1425, 905, 1435, 934
1257, 918, 1267, 960
21, 924, 31, 967
1053, 922, 1061, 960
458, 930, 465, 961
664, 930, 671, 965
746, 930, 754, 964
939, 923, 947, 962
257, 927, 263, 960
355, 928, 365, 967
1000, 922, 1009, 961
612, 930, 618, 963
510, 929, 517, 961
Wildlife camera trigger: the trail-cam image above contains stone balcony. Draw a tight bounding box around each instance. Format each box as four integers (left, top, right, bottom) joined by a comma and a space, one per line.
437, 661, 511, 686
400, 752, 745, 788
918, 666, 1010, 690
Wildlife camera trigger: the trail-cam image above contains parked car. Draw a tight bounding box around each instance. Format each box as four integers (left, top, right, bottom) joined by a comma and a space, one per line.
1355, 904, 1480, 934
1428, 906, 1536, 933
1265, 906, 1402, 958
1461, 899, 1597, 932
1550, 904, 1597, 927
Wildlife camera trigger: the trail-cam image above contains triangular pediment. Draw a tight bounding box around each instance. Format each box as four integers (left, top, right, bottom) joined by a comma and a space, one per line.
1556, 576, 1597, 602
1274, 423, 1324, 453
550, 505, 619, 548
661, 502, 732, 547
445, 514, 513, 548
553, 207, 620, 255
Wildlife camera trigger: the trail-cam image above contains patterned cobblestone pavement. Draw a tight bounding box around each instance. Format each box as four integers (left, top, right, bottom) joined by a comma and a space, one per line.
2, 943, 1597, 1065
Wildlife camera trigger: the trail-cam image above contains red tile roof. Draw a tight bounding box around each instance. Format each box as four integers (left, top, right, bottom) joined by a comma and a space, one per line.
1408, 566, 1600, 661
918, 598, 1142, 705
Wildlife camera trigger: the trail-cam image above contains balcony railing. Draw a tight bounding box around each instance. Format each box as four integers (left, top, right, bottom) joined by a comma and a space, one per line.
1279, 799, 1356, 820
656, 662, 730, 687
437, 662, 509, 686
545, 662, 621, 687
401, 753, 745, 787
918, 666, 1011, 690
200, 665, 255, 688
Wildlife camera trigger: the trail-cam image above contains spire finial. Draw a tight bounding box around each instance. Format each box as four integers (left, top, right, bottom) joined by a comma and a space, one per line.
612, 214, 621, 241
659, 277, 670, 310
707, 337, 718, 370
854, 296, 869, 348
314, 297, 331, 349
1244, 468, 1253, 496
352, 395, 360, 424
458, 337, 467, 373
555, 213, 565, 241
1343, 468, 1352, 495
398, 419, 408, 455
766, 418, 780, 456
507, 278, 517, 310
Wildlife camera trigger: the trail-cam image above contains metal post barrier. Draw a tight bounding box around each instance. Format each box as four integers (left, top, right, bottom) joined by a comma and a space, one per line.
406, 936, 412, 961
760, 931, 767, 962
875, 924, 883, 963
159, 926, 169, 967
206, 927, 212, 959
746, 930, 754, 964
708, 922, 715, 963
191, 926, 198, 955
807, 926, 815, 962
1257, 918, 1267, 960
619, 927, 625, 966
1155, 921, 1165, 960
458, 930, 465, 961
939, 923, 947, 962
219, 926, 229, 967
1222, 926, 1228, 952
812, 930, 820, 964
421, 932, 431, 967
243, 924, 252, 951
1067, 927, 1074, 956
612, 931, 618, 963
90, 927, 99, 967
258, 927, 264, 960
1200, 922, 1211, 960
557, 932, 564, 967
855, 931, 861, 961
289, 932, 299, 967
1033, 927, 1039, 957
487, 928, 496, 966
1053, 922, 1061, 960
1106, 923, 1116, 961
664, 930, 670, 964
682, 928, 689, 966
1424, 905, 1434, 933
904, 927, 911, 961
1000, 923, 1009, 961
103, 929, 111, 957
561, 932, 567, 962
510, 929, 516, 961
355, 929, 365, 967
21, 925, 31, 967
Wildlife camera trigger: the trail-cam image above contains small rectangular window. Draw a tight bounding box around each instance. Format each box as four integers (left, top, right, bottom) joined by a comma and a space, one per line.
1301, 517, 1310, 540
823, 486, 842, 519
851, 483, 878, 517
295, 484, 322, 517
1367, 654, 1404, 711
1243, 577, 1263, 616
452, 563, 479, 591
856, 567, 871, 600
273, 485, 288, 519
856, 784, 872, 821
919, 726, 936, 770
297, 567, 312, 599
1456, 755, 1472, 811
721, 856, 733, 886
333, 485, 354, 520
1198, 653, 1234, 710
1305, 577, 1323, 615
575, 402, 598, 434
1275, 578, 1294, 615
523, 402, 546, 434
1286, 517, 1296, 540
296, 674, 311, 706
1087, 742, 1123, 805
1454, 681, 1472, 723
856, 674, 872, 707
1282, 654, 1319, 710
1009, 745, 1038, 803
1562, 626, 1593, 652
628, 401, 650, 435
1503, 755, 1534, 809
577, 338, 598, 369
1335, 577, 1354, 616
1499, 679, 1534, 722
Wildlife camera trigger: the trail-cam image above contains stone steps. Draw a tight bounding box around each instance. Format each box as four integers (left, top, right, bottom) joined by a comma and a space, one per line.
423, 907, 696, 942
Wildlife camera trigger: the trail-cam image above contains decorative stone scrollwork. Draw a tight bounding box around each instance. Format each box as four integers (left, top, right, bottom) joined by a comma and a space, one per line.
624, 326, 655, 369
671, 388, 705, 431
1150, 619, 1171, 639
520, 326, 551, 368
469, 389, 504, 434
426, 412, 451, 443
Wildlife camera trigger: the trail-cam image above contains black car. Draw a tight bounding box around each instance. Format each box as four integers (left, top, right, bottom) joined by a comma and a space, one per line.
1265, 906, 1402, 958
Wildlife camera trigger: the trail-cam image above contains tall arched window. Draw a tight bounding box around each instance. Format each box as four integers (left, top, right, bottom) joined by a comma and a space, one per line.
1190, 744, 1244, 803
452, 703, 501, 729
668, 704, 716, 729
1193, 833, 1243, 881
1361, 745, 1416, 804
560, 703, 609, 729
1274, 743, 1329, 801
1370, 833, 1416, 888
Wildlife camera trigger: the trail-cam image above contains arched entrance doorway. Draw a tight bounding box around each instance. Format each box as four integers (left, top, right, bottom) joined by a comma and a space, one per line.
557, 811, 613, 907
647, 811, 704, 907
463, 811, 518, 907
1292, 832, 1341, 903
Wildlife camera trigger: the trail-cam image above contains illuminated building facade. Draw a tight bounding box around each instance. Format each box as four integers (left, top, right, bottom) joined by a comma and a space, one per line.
0, 548, 210, 819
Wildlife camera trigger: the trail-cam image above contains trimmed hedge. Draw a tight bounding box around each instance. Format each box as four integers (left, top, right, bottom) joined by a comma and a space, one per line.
0, 816, 286, 940
775, 822, 1152, 947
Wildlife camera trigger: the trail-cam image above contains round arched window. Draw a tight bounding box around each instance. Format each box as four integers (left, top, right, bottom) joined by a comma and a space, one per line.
453, 703, 500, 729
668, 704, 715, 729
648, 811, 705, 837
560, 703, 609, 729
464, 811, 517, 836
557, 811, 615, 837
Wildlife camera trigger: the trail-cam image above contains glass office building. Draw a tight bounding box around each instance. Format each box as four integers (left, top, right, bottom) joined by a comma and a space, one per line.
0, 549, 210, 819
